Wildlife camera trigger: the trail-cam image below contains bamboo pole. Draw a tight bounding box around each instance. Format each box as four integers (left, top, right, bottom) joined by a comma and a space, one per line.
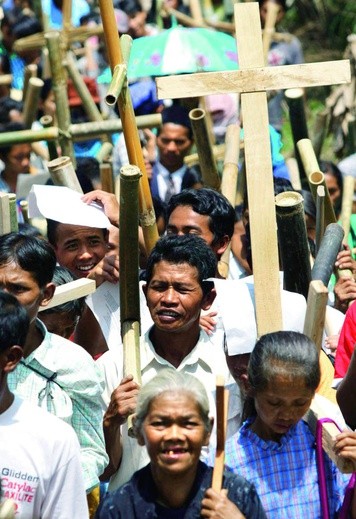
45, 31, 75, 164
64, 51, 110, 143
311, 109, 329, 160
315, 185, 325, 255
297, 139, 337, 227
98, 0, 159, 254
120, 165, 142, 435
23, 77, 44, 129
262, 1, 280, 64
219, 124, 241, 278
311, 223, 344, 286
47, 156, 83, 193
69, 113, 162, 139
0, 194, 11, 235
0, 127, 59, 146
0, 75, 12, 86
100, 162, 115, 193
340, 175, 355, 239
285, 88, 308, 181
19, 200, 30, 224
275, 191, 311, 299
189, 108, 220, 191
40, 115, 59, 161
8, 194, 18, 233
96, 142, 113, 163
105, 64, 128, 106
22, 64, 37, 102
211, 376, 229, 492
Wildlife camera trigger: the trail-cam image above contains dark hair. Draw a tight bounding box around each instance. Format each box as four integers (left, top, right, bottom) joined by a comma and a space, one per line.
0, 233, 56, 288
167, 188, 236, 243
0, 121, 27, 156
12, 15, 42, 39
46, 219, 108, 247
152, 196, 168, 227
0, 97, 23, 124
0, 291, 29, 352
159, 104, 193, 140
244, 331, 320, 419
258, 0, 287, 10
181, 166, 203, 190
40, 266, 85, 318
145, 234, 217, 290
320, 159, 343, 216
18, 222, 44, 239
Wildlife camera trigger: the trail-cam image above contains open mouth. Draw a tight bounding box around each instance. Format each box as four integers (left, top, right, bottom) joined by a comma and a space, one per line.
76, 264, 95, 273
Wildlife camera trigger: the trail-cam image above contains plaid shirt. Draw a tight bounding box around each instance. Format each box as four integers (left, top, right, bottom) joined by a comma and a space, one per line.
223, 418, 349, 518
8, 319, 108, 493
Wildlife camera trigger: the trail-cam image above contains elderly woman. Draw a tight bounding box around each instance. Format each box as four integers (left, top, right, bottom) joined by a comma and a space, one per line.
96, 369, 266, 518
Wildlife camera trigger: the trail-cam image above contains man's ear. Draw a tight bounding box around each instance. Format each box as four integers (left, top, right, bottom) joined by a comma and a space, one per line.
201, 286, 216, 311
3, 345, 23, 374
132, 416, 146, 446
214, 235, 230, 257
39, 282, 56, 308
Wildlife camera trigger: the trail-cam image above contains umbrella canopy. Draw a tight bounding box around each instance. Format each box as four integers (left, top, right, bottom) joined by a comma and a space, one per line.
98, 25, 239, 83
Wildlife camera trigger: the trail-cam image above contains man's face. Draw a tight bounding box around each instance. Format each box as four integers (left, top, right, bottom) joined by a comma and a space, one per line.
4, 143, 31, 176
52, 224, 108, 279
157, 124, 192, 172
167, 206, 227, 257
144, 260, 208, 334
0, 261, 47, 323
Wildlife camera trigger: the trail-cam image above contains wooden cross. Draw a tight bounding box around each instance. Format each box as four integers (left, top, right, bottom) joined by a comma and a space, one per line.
157, 1, 351, 337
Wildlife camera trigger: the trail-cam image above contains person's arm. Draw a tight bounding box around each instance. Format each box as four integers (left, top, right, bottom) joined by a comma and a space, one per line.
101, 375, 140, 481
81, 190, 120, 228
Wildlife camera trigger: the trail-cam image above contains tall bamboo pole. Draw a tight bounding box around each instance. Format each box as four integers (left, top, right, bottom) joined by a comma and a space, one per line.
45, 31, 75, 164
40, 115, 59, 161
98, 0, 158, 254
100, 162, 115, 193
285, 88, 308, 182
120, 165, 142, 435
189, 108, 220, 191
23, 77, 44, 129
22, 64, 37, 102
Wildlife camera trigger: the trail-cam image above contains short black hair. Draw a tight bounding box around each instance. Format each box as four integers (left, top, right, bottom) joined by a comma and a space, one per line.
0, 233, 56, 288
167, 188, 236, 243
145, 233, 217, 290
0, 291, 29, 352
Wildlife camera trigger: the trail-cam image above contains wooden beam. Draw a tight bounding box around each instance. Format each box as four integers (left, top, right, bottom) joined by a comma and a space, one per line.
303, 280, 328, 352
157, 60, 351, 100
39, 278, 96, 311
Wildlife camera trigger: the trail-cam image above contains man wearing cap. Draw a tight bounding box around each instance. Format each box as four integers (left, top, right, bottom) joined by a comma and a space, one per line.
150, 104, 202, 203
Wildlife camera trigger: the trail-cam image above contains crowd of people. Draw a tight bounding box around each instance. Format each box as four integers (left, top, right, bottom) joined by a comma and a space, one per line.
0, 0, 355, 518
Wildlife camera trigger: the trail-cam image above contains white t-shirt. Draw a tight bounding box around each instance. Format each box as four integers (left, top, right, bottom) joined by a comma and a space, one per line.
0, 396, 88, 519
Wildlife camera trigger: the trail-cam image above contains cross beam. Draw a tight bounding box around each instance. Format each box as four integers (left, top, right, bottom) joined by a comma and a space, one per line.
156, 2, 351, 337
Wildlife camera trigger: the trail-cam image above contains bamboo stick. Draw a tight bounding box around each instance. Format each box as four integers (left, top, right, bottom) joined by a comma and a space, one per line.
8, 194, 18, 233
311, 109, 329, 160
0, 127, 59, 146
311, 223, 344, 286
96, 142, 113, 163
275, 191, 311, 299
297, 139, 337, 227
0, 75, 12, 87
285, 88, 308, 180
65, 51, 110, 142
211, 376, 229, 492
0, 194, 11, 235
23, 77, 44, 129
22, 64, 37, 102
105, 64, 128, 106
100, 162, 115, 193
315, 185, 325, 255
39, 115, 59, 161
98, 0, 159, 254
120, 165, 142, 434
189, 108, 220, 191
69, 113, 162, 138
340, 175, 355, 239
47, 156, 83, 193
45, 31, 75, 164
19, 200, 30, 224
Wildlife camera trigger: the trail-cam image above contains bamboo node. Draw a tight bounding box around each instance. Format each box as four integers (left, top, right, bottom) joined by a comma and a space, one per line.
140, 209, 156, 227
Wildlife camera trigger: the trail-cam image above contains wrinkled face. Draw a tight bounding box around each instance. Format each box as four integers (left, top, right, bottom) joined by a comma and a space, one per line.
157, 124, 192, 172
144, 260, 207, 334
4, 143, 31, 176
0, 261, 45, 323
40, 310, 78, 339
252, 373, 314, 442
53, 224, 108, 279
138, 391, 210, 479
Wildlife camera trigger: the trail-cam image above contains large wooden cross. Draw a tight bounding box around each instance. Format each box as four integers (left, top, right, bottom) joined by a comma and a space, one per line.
157, 1, 350, 337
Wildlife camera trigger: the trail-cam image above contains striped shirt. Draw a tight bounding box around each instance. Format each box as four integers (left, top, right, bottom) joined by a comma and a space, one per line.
223, 418, 349, 518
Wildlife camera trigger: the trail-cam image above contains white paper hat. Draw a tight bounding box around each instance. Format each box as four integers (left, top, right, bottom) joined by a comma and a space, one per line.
28, 185, 111, 228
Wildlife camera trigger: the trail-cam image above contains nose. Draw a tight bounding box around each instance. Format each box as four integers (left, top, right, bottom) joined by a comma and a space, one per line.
166, 140, 178, 152
77, 245, 93, 259
164, 423, 184, 441
161, 286, 178, 305
279, 407, 294, 421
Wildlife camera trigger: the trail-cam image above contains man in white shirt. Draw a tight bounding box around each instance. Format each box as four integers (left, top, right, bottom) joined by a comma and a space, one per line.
0, 291, 88, 519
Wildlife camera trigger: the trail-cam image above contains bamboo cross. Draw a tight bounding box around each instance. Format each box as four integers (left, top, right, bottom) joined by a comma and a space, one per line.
157, 1, 351, 337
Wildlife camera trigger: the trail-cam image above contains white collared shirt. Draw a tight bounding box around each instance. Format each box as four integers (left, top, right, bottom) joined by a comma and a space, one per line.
155, 162, 187, 201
